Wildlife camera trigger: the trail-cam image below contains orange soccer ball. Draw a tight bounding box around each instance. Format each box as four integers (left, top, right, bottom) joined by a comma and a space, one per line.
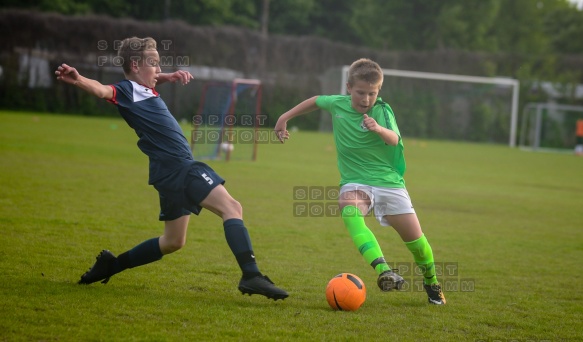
325, 273, 366, 311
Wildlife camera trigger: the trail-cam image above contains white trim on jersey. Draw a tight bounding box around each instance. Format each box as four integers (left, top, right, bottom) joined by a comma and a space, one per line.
129, 80, 158, 102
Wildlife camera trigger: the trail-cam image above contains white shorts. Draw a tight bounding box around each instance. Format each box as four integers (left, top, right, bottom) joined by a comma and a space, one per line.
340, 183, 415, 226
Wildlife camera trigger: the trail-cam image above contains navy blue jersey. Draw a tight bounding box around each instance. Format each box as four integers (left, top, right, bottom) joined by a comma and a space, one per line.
108, 80, 194, 185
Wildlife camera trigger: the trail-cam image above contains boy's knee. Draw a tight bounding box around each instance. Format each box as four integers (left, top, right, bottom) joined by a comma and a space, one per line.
162, 238, 186, 254
224, 198, 243, 218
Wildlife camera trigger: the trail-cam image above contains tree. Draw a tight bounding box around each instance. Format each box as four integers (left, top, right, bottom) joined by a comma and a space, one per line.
544, 2, 583, 53
347, 0, 503, 52
3, 0, 582, 55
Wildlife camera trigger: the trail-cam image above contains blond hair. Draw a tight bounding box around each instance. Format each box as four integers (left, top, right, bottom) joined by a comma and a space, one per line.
117, 37, 157, 74
347, 58, 383, 87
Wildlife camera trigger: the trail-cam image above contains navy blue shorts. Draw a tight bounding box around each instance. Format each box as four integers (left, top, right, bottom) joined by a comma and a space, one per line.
154, 161, 225, 221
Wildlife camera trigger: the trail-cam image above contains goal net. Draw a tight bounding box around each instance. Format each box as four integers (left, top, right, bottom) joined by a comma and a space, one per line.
320, 67, 520, 146
191, 79, 262, 161
518, 102, 583, 152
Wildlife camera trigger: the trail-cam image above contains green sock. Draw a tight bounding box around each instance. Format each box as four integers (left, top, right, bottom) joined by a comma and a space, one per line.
405, 234, 437, 285
341, 205, 391, 275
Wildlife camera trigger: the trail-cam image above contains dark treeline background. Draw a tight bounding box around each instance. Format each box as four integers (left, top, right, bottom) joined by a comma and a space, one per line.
1, 0, 583, 143
5, 0, 583, 55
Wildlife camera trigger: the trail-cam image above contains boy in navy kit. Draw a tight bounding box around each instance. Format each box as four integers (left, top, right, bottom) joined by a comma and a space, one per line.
55, 36, 287, 300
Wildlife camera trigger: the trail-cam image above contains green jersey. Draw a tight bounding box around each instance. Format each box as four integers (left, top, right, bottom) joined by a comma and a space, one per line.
315, 95, 406, 188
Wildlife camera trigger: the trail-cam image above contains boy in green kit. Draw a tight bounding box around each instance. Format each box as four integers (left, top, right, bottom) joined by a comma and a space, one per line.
274, 58, 445, 305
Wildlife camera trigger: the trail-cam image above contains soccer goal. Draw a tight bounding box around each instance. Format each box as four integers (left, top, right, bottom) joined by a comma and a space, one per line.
190, 79, 262, 161
321, 67, 520, 146
518, 102, 583, 152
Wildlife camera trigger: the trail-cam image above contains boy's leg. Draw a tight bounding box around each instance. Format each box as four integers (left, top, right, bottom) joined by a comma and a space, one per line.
339, 190, 403, 291
341, 205, 390, 275
79, 216, 189, 285
223, 218, 261, 279
78, 238, 164, 285
387, 213, 445, 304
386, 214, 436, 283
342, 205, 404, 291
200, 184, 288, 300
199, 184, 259, 278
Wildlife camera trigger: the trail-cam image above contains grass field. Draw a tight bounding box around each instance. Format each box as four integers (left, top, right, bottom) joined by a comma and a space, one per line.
1, 111, 582, 341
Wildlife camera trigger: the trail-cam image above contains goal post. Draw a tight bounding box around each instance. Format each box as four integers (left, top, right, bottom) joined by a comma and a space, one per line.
518, 102, 583, 152
190, 78, 262, 161
330, 66, 520, 146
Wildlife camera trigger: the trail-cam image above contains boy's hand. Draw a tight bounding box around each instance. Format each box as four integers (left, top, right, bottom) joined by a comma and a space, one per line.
274, 120, 289, 143
159, 70, 193, 85
55, 63, 80, 85
363, 114, 399, 145
362, 114, 381, 133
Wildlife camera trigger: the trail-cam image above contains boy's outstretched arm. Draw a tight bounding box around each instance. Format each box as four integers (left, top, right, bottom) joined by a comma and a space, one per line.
55, 63, 113, 100
274, 96, 319, 143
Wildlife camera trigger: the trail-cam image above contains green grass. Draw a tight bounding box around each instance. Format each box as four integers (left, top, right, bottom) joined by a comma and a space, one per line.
1, 111, 582, 341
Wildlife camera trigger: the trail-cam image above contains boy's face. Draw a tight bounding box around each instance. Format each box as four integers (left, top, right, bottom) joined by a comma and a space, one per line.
346, 80, 381, 114
132, 49, 161, 88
